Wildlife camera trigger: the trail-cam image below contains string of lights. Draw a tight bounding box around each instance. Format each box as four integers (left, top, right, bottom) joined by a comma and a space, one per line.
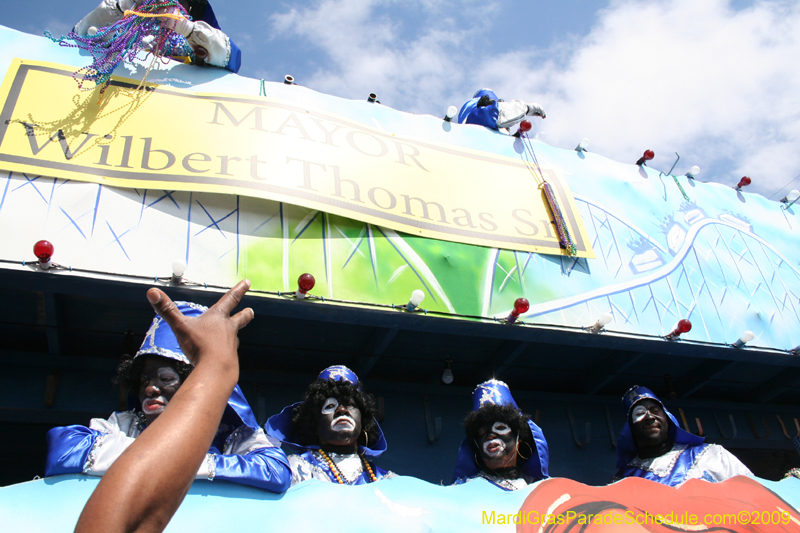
3, 239, 797, 356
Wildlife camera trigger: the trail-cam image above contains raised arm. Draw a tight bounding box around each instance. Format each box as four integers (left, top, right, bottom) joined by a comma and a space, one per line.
74, 280, 254, 533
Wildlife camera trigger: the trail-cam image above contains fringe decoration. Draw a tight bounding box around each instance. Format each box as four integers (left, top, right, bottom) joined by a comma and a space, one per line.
542, 181, 578, 256
520, 129, 578, 256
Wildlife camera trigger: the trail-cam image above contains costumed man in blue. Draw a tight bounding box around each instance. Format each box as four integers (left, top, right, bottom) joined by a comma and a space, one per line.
614, 385, 752, 486
453, 379, 549, 491
266, 365, 393, 485
45, 302, 291, 492
458, 89, 546, 134
75, 0, 241, 73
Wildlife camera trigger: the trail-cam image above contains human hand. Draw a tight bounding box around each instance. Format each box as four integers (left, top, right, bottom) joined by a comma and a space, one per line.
527, 103, 546, 119
156, 5, 194, 36
145, 280, 254, 368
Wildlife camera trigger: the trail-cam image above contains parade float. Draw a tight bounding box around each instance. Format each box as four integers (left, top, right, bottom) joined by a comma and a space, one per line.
2, 10, 800, 531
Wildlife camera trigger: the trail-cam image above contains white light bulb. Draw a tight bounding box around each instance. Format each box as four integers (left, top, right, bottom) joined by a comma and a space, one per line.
442, 368, 454, 384
172, 260, 186, 278
589, 312, 613, 333
687, 165, 700, 178
787, 190, 800, 202
579, 138, 590, 150
406, 290, 426, 312
446, 106, 458, 120
410, 290, 425, 306
732, 330, 755, 348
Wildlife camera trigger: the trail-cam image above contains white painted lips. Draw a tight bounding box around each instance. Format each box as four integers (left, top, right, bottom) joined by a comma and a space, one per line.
142, 397, 166, 413
331, 415, 355, 431
483, 438, 505, 457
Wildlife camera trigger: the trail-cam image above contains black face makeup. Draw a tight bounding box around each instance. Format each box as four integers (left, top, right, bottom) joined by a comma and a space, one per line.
631, 399, 670, 448
317, 396, 362, 448
138, 355, 183, 425
476, 420, 518, 470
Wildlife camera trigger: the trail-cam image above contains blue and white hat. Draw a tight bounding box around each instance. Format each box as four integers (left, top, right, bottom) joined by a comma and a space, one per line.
131, 301, 259, 433
265, 365, 387, 457
473, 379, 518, 410
453, 379, 549, 483
616, 385, 705, 468
135, 301, 207, 364
318, 365, 361, 390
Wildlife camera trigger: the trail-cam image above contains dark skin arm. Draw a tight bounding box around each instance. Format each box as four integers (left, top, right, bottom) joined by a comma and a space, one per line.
74, 280, 254, 533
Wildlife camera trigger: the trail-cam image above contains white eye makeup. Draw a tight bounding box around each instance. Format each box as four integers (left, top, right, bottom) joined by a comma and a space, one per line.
321, 397, 339, 415
631, 405, 648, 424
491, 422, 512, 435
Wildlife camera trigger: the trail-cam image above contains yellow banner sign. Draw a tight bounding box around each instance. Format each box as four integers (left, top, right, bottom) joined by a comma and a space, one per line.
0, 59, 592, 257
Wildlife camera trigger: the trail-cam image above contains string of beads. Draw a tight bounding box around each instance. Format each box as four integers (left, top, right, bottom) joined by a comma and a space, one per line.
45, 0, 194, 97
317, 449, 377, 484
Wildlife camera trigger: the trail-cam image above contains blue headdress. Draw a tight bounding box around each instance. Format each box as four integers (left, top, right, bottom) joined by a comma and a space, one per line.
452, 379, 549, 483
264, 365, 387, 457
317, 365, 361, 389
132, 302, 260, 434
458, 89, 501, 129
616, 385, 705, 468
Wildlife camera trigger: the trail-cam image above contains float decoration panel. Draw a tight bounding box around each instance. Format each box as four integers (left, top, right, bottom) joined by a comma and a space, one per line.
0, 26, 799, 351
3, 475, 800, 532
0, 58, 591, 258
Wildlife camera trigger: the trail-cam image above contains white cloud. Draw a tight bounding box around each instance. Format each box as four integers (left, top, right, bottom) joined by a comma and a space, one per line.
268, 0, 800, 197
268, 0, 485, 111
471, 0, 800, 196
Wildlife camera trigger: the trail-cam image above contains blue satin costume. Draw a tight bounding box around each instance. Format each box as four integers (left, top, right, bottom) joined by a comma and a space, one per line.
452, 379, 549, 491
265, 365, 391, 485
615, 385, 751, 486
45, 302, 291, 492
457, 89, 501, 130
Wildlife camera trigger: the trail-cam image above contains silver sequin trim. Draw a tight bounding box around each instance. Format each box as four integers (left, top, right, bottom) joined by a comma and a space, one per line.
245, 444, 268, 454
83, 433, 107, 474
174, 301, 208, 312
135, 345, 190, 365
224, 36, 231, 68
476, 471, 528, 491
628, 443, 688, 476
207, 454, 216, 481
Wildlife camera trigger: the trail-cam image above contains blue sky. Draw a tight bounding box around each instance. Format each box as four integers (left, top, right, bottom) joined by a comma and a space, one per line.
2, 0, 799, 200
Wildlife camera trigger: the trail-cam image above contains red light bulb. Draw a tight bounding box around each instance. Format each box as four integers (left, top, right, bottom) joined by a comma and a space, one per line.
296, 273, 315, 299
506, 297, 530, 323
666, 318, 692, 340
518, 120, 532, 133
636, 150, 655, 166
33, 240, 54, 268
737, 176, 751, 189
